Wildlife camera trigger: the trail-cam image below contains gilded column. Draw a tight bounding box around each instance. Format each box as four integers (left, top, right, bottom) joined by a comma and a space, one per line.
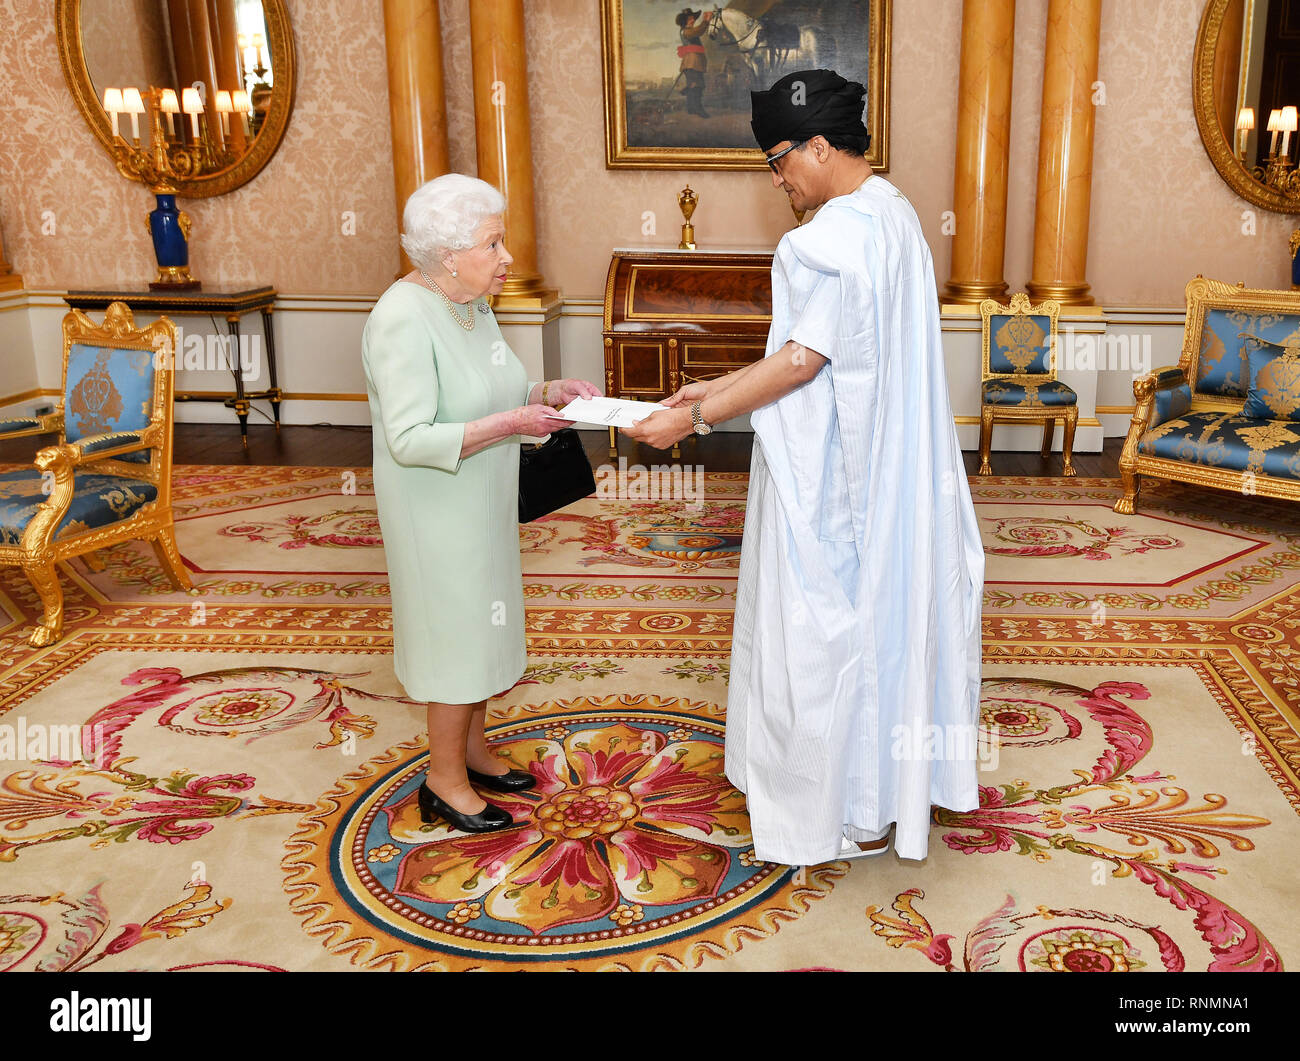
469, 0, 556, 305
1212, 0, 1245, 148
943, 0, 1016, 305
166, 1, 220, 99
206, 0, 247, 154
166, 0, 221, 151
1027, 0, 1102, 306
382, 0, 450, 273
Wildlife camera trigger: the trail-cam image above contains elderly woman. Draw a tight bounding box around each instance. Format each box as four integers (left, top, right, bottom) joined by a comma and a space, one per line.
363, 174, 599, 834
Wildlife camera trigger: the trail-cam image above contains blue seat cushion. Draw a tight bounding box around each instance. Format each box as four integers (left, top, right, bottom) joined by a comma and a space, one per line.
1138, 411, 1300, 479
1242, 343, 1300, 421
64, 343, 155, 464
0, 418, 42, 436
0, 470, 158, 546
982, 378, 1078, 407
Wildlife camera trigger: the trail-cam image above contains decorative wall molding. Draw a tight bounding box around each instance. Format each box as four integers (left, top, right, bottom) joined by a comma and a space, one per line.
0, 289, 1195, 447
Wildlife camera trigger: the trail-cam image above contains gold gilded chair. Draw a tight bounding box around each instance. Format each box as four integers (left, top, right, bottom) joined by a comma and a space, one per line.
0, 301, 192, 646
978, 292, 1078, 476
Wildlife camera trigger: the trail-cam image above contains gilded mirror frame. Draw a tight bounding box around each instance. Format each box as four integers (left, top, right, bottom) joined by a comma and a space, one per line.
55, 0, 296, 198
1192, 0, 1296, 214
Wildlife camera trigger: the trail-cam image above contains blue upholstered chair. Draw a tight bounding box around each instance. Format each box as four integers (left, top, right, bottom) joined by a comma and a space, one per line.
1116, 276, 1300, 514
0, 302, 192, 645
978, 292, 1078, 476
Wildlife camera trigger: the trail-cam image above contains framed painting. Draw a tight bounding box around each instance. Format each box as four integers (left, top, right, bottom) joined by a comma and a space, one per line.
600, 0, 890, 171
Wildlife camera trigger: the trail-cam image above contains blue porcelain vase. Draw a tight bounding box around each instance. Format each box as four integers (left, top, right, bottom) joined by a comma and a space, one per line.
147, 192, 198, 289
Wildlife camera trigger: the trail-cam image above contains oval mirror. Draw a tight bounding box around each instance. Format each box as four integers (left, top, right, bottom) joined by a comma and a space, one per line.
1194, 0, 1300, 213
55, 0, 295, 198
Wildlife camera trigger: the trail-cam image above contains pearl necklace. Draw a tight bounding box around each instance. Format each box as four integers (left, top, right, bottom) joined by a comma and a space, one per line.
419, 269, 474, 331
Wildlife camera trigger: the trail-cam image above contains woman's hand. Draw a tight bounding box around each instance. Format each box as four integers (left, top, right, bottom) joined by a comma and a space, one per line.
659, 381, 714, 409
544, 378, 602, 407
514, 404, 574, 437
620, 406, 694, 449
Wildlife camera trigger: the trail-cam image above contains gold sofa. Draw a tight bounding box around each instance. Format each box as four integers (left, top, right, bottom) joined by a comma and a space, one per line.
1116, 276, 1300, 514
0, 302, 193, 645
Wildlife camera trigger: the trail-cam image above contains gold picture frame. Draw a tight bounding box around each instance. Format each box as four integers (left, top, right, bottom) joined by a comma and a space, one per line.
601, 0, 890, 171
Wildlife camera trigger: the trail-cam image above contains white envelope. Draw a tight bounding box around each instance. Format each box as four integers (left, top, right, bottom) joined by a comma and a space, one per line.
547, 396, 669, 429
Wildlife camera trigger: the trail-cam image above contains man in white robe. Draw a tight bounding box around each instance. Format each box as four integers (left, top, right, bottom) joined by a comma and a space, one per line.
623, 69, 984, 865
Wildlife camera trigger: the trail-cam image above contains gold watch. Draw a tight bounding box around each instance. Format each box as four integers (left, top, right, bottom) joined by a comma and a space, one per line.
691, 400, 713, 436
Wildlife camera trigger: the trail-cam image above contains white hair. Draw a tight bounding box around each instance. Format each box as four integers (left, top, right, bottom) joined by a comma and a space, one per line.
400, 174, 506, 270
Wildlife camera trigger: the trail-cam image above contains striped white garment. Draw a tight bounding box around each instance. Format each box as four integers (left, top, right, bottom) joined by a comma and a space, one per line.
725, 176, 985, 866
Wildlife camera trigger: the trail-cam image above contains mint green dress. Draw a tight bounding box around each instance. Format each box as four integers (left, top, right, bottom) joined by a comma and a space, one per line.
362, 280, 535, 703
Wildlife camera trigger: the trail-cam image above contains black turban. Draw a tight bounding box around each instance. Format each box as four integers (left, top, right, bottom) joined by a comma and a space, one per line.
750, 69, 869, 153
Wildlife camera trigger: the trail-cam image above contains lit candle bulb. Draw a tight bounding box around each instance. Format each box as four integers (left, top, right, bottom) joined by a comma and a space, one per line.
232, 90, 251, 136
1283, 106, 1297, 158
182, 87, 204, 139
1236, 107, 1254, 158
1268, 109, 1281, 156
103, 87, 122, 137
252, 32, 266, 69
121, 87, 145, 141
214, 90, 232, 141
159, 88, 180, 139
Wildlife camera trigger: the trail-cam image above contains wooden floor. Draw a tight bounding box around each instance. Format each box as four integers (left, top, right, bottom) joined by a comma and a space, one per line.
0, 423, 1125, 477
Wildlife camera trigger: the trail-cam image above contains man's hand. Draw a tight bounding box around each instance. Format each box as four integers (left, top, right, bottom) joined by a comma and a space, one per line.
620, 406, 694, 449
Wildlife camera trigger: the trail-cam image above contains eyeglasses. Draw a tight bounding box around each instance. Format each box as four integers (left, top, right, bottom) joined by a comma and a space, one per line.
764, 140, 804, 172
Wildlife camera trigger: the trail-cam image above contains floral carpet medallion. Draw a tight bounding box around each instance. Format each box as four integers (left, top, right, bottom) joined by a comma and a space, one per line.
219, 508, 383, 551
864, 676, 1281, 973
284, 696, 841, 970
0, 467, 1297, 971
974, 478, 1300, 615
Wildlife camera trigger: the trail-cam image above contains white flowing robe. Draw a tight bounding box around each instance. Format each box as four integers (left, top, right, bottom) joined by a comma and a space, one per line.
726, 175, 984, 865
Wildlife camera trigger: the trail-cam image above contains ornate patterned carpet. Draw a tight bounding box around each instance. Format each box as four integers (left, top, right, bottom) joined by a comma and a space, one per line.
0, 466, 1296, 971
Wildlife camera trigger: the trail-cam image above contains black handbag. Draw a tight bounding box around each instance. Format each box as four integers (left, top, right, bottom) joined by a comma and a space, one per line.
518, 428, 597, 522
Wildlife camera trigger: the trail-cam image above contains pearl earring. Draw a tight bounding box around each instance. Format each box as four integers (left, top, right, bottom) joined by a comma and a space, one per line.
451, 269, 458, 277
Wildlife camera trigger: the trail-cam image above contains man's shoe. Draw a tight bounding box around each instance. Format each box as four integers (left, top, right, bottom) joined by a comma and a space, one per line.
418, 782, 513, 832
837, 832, 891, 860
467, 766, 537, 793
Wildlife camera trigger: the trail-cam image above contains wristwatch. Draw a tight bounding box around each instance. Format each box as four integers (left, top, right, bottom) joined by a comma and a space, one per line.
690, 400, 713, 436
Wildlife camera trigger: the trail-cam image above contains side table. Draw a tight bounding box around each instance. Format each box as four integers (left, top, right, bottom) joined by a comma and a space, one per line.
64, 286, 280, 448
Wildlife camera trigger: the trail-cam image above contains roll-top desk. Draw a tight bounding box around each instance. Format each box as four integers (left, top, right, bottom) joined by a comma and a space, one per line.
602, 249, 774, 456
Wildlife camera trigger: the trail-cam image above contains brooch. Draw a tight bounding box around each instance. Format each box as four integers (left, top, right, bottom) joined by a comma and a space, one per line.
477, 303, 490, 314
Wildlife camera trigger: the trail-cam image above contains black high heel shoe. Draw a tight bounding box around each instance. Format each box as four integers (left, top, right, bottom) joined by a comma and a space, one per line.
467, 766, 537, 793
417, 782, 513, 832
